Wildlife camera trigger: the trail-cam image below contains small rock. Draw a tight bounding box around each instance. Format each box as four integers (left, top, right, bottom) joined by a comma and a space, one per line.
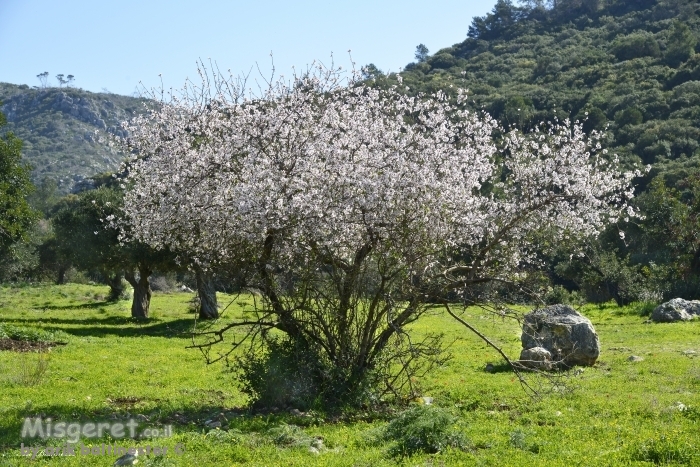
628, 355, 644, 362
421, 397, 433, 405
519, 346, 553, 370
682, 350, 697, 357
485, 363, 495, 373
555, 411, 562, 417
308, 446, 320, 455
290, 408, 303, 416
135, 414, 149, 422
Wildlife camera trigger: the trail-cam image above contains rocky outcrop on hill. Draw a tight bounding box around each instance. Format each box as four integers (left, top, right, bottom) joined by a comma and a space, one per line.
0, 83, 151, 193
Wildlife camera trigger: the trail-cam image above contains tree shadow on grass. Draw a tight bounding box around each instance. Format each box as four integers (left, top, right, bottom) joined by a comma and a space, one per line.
39, 301, 114, 311
0, 400, 320, 452
0, 317, 196, 339
485, 361, 514, 374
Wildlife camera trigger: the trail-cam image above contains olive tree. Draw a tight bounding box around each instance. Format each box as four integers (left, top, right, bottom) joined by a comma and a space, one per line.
52, 186, 173, 318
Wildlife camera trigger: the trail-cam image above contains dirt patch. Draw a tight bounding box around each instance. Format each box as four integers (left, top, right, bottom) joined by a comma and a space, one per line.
0, 338, 66, 352
110, 396, 144, 407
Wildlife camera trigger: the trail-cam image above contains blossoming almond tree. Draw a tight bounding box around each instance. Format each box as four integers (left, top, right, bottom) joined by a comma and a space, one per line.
118, 63, 641, 406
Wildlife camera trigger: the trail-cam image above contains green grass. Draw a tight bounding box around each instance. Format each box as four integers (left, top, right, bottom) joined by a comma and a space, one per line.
0, 283, 699, 466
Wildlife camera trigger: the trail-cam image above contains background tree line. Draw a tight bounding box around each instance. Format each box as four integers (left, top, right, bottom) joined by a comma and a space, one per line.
0, 142, 224, 320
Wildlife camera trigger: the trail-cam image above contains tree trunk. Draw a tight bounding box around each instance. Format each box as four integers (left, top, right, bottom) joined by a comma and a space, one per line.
195, 267, 218, 319
56, 266, 67, 285
106, 272, 125, 301
125, 266, 152, 319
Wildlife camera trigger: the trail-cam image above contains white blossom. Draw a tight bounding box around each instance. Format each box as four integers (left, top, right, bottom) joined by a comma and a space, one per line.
116, 62, 640, 289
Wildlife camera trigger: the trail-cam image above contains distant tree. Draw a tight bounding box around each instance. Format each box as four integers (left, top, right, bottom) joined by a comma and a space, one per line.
193, 264, 218, 319
518, 0, 546, 9
665, 21, 697, 67
468, 0, 520, 40
36, 72, 49, 89
415, 44, 430, 63
66, 75, 75, 87
36, 236, 71, 284
52, 186, 175, 318
615, 108, 643, 127
361, 63, 384, 80
612, 32, 660, 61
503, 95, 535, 128
580, 107, 607, 134
639, 175, 700, 279
0, 109, 39, 257
56, 74, 68, 88
27, 177, 61, 217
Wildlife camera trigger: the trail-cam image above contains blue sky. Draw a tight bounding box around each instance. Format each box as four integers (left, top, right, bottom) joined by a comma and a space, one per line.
0, 1, 495, 96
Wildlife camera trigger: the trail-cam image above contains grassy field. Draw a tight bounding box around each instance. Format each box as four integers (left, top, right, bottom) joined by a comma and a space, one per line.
0, 283, 698, 466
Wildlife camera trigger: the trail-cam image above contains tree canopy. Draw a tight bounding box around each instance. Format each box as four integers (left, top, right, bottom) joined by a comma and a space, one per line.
0, 108, 38, 256
116, 63, 639, 406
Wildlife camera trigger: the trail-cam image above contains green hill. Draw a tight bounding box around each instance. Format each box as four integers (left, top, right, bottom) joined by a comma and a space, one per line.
362, 0, 700, 303
373, 0, 700, 185
0, 83, 150, 193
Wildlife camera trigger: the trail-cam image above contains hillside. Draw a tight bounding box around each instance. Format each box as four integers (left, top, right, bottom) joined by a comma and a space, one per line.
0, 83, 150, 193
372, 0, 700, 186
360, 0, 700, 303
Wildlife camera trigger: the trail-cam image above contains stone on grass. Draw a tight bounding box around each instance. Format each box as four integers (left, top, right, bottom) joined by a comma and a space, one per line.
520, 304, 600, 369
518, 346, 553, 370
651, 298, 700, 323
627, 355, 644, 362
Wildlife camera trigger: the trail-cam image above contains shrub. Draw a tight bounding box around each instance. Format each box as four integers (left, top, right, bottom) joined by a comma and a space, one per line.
0, 323, 59, 342
612, 32, 660, 61
381, 405, 469, 457
150, 273, 177, 292
615, 107, 643, 127
235, 337, 326, 411
632, 436, 697, 465
267, 424, 315, 448
544, 285, 586, 306
234, 332, 422, 411
509, 428, 543, 453
12, 351, 50, 386
634, 301, 657, 317
118, 279, 133, 301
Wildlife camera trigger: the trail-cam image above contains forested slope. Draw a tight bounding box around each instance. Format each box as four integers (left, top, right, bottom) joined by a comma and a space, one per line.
370, 0, 700, 184
365, 0, 700, 303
